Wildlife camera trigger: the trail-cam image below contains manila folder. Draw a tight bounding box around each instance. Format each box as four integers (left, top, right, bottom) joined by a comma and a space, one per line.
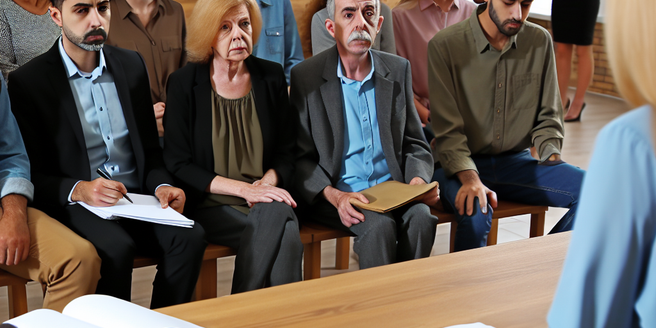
349, 180, 437, 213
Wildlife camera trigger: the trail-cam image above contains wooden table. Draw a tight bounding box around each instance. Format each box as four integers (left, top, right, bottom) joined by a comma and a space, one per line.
157, 232, 571, 328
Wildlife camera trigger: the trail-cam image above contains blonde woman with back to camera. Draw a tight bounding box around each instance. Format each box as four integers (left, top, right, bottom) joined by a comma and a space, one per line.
163, 0, 303, 294
548, 0, 656, 326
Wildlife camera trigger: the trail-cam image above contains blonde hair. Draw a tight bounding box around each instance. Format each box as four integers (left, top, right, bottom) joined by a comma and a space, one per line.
186, 0, 263, 63
605, 0, 656, 107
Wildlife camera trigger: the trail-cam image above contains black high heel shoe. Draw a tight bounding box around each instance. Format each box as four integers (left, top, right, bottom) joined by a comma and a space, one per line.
564, 98, 571, 110
565, 102, 585, 122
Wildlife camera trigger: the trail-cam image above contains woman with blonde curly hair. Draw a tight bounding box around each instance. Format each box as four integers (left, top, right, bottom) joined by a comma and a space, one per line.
163, 0, 302, 293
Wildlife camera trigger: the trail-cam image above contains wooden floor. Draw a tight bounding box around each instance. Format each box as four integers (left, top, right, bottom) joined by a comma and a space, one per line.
0, 89, 631, 320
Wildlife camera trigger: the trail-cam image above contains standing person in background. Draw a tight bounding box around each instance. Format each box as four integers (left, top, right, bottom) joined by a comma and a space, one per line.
311, 0, 395, 55
551, 0, 600, 122
0, 0, 60, 80
252, 0, 303, 85
392, 0, 477, 138
549, 0, 656, 326
106, 0, 186, 138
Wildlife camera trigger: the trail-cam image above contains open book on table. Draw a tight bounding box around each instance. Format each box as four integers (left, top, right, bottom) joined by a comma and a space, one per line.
349, 180, 438, 213
78, 193, 194, 228
3, 295, 200, 328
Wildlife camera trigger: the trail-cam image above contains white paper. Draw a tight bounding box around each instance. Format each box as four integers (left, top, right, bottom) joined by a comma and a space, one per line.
4, 309, 101, 328
63, 295, 201, 328
444, 323, 495, 328
78, 193, 194, 228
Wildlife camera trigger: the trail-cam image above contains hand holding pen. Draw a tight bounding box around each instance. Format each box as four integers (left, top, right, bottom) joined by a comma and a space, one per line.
96, 168, 133, 203
69, 170, 133, 206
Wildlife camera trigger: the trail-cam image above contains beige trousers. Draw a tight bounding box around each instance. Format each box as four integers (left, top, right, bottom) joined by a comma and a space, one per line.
0, 208, 101, 312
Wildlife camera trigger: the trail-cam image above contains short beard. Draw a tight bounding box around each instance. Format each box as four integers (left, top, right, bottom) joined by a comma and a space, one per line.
63, 26, 107, 51
489, 0, 522, 37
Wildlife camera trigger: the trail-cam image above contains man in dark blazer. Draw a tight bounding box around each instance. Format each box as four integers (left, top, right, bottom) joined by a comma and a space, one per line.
291, 0, 439, 269
8, 0, 206, 308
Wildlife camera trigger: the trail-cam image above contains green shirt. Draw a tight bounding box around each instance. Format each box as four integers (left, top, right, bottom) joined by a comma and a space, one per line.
428, 5, 563, 177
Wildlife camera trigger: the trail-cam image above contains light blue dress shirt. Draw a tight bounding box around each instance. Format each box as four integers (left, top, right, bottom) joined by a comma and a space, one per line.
0, 73, 34, 201
58, 38, 139, 190
548, 105, 656, 327
251, 0, 304, 85
335, 54, 391, 193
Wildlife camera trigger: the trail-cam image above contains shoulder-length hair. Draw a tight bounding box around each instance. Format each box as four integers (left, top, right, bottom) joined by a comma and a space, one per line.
606, 0, 656, 107
186, 0, 263, 63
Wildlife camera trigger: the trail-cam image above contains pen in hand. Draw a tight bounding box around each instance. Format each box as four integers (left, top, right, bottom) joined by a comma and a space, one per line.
96, 168, 134, 204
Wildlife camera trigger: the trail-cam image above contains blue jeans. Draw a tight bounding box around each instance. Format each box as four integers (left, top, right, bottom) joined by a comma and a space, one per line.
433, 150, 585, 251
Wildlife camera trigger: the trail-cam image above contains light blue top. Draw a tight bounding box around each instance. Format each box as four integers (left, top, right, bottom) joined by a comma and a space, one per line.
548, 105, 656, 328
335, 54, 391, 193
0, 73, 33, 201
58, 38, 138, 190
251, 0, 303, 85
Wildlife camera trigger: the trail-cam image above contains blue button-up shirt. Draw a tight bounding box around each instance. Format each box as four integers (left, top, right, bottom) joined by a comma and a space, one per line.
251, 0, 304, 85
0, 74, 34, 201
336, 54, 391, 193
58, 38, 139, 191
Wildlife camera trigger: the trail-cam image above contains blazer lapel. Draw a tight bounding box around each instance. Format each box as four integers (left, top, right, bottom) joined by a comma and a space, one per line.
193, 63, 215, 171
45, 44, 89, 174
104, 46, 145, 183
319, 49, 345, 178
372, 52, 403, 181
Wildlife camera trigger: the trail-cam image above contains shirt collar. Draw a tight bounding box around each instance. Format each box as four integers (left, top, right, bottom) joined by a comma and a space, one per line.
470, 3, 518, 54
259, 0, 272, 7
58, 36, 107, 79
336, 51, 375, 85
420, 0, 460, 12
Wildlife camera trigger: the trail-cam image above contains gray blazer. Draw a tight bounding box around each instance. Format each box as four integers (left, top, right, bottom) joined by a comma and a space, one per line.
290, 46, 433, 204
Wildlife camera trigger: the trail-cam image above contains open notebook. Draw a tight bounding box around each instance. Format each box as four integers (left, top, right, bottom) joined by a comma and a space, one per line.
349, 180, 438, 213
3, 295, 200, 328
78, 193, 194, 228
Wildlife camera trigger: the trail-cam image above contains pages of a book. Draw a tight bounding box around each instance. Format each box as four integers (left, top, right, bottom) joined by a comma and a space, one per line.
349, 180, 438, 213
62, 295, 201, 328
78, 193, 194, 228
4, 309, 101, 328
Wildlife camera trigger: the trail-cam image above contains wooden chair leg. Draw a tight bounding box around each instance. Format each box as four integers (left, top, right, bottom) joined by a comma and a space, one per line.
334, 237, 350, 270
303, 241, 321, 280
449, 221, 457, 253
487, 219, 499, 246
194, 258, 218, 301
530, 212, 546, 238
8, 284, 28, 318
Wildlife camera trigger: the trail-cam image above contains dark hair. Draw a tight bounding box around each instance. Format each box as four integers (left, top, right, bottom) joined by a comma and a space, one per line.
51, 0, 64, 10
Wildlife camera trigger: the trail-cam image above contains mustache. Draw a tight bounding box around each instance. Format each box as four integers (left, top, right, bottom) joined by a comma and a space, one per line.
84, 27, 107, 43
347, 30, 372, 44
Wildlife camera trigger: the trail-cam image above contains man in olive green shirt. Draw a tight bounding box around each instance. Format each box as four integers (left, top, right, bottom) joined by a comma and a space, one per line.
428, 0, 584, 251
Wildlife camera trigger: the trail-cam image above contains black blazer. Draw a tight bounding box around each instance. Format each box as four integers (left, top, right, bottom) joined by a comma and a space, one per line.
9, 43, 173, 213
163, 56, 295, 211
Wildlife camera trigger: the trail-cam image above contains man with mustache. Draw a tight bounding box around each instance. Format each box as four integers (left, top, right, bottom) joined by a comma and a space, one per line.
427, 0, 584, 251
291, 0, 439, 268
7, 0, 206, 308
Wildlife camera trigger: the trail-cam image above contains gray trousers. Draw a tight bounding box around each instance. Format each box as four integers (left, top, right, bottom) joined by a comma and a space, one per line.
193, 201, 303, 293
310, 200, 438, 269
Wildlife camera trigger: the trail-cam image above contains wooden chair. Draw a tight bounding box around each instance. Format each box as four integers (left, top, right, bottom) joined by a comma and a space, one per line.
0, 269, 29, 318
430, 200, 548, 252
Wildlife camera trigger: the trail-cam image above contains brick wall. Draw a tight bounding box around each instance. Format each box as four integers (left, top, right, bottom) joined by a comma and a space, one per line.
528, 18, 619, 97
